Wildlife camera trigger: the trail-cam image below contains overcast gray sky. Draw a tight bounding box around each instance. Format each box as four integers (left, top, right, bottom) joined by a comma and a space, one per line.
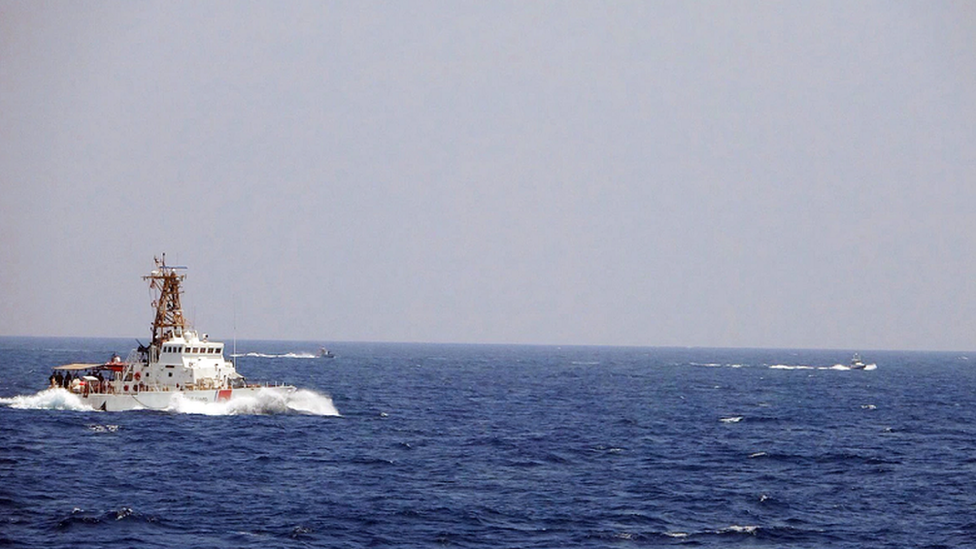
2, 1, 975, 350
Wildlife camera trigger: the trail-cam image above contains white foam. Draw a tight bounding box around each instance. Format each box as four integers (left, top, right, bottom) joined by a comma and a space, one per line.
167, 388, 340, 416
769, 364, 815, 370
285, 389, 341, 416
720, 416, 743, 423
0, 388, 95, 412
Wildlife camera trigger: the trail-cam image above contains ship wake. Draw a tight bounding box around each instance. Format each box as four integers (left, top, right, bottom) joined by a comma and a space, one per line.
231, 352, 318, 359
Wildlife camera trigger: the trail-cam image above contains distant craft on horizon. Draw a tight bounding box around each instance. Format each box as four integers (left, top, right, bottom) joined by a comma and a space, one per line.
848, 352, 875, 370
48, 254, 296, 411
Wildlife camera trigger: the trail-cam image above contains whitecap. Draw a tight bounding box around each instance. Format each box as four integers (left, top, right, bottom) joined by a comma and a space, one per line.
723, 525, 759, 534
87, 424, 120, 433
748, 451, 768, 458
0, 388, 95, 412
720, 416, 743, 423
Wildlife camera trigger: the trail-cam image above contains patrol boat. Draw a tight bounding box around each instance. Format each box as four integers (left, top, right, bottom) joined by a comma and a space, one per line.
51, 255, 295, 411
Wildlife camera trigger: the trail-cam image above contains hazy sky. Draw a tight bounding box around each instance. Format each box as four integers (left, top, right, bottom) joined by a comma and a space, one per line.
2, 2, 975, 350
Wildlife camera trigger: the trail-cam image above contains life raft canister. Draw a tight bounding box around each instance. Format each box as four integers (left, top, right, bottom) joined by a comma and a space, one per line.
124, 385, 129, 392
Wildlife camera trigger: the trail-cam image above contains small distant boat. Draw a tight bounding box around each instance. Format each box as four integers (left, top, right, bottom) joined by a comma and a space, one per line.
319, 347, 335, 359
850, 353, 867, 369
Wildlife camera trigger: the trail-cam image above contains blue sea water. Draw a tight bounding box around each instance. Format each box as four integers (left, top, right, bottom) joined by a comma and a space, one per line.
2, 337, 976, 548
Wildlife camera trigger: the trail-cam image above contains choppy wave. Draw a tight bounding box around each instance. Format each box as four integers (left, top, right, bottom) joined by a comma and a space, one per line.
231, 352, 318, 359
56, 506, 158, 529
0, 388, 94, 411
167, 388, 340, 416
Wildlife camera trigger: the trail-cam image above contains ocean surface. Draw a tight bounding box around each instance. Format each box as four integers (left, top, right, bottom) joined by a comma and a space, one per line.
2, 337, 975, 548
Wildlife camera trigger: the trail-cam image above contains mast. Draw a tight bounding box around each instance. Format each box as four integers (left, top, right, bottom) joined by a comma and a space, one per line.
144, 253, 188, 347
